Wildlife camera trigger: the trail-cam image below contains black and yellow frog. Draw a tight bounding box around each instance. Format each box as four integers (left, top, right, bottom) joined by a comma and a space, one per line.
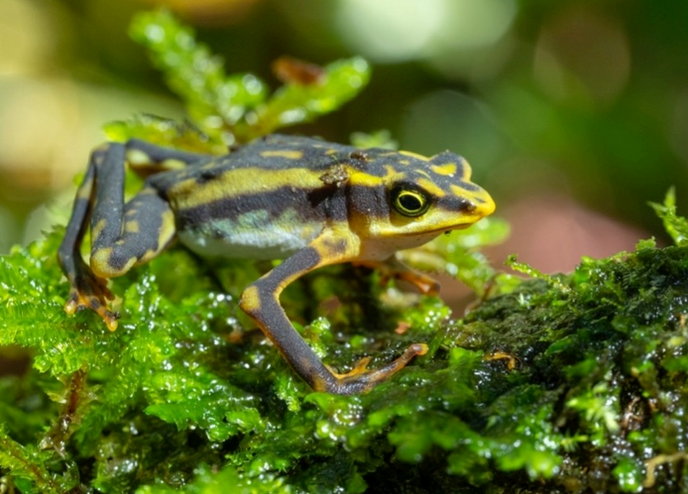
58, 134, 495, 394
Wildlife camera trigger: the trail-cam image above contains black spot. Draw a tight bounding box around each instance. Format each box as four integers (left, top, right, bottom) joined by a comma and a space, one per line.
196, 169, 221, 184
438, 196, 476, 213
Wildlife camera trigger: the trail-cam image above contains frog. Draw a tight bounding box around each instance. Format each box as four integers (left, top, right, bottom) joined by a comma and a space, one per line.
58, 134, 495, 395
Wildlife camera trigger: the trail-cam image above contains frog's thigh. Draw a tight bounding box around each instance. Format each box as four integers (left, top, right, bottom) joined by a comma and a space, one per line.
90, 187, 176, 278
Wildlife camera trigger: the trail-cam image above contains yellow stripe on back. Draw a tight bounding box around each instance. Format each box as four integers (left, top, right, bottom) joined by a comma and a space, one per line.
169, 167, 324, 208
259, 150, 304, 159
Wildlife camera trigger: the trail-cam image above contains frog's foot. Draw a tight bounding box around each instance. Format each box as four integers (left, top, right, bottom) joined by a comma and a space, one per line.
393, 270, 440, 295
356, 259, 441, 295
64, 274, 118, 331
322, 343, 428, 395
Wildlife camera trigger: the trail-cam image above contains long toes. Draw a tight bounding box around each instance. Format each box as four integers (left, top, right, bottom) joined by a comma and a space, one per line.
329, 343, 428, 394
64, 275, 119, 329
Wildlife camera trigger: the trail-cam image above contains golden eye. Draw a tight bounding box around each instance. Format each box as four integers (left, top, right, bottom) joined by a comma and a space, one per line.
392, 187, 430, 217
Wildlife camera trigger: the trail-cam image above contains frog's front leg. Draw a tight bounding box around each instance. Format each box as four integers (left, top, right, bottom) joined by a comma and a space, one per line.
58, 141, 203, 330
239, 235, 428, 395
355, 255, 441, 295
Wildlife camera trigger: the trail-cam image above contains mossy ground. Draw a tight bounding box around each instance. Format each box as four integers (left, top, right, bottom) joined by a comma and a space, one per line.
1, 11, 688, 494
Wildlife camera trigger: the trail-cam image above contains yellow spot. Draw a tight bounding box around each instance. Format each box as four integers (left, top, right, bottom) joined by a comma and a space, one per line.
312, 237, 343, 260
161, 158, 186, 170
417, 178, 446, 197
137, 247, 158, 265
431, 163, 457, 176
260, 150, 304, 159
240, 286, 261, 313
325, 149, 338, 155
310, 226, 359, 263
90, 248, 135, 278
76, 178, 94, 199
158, 208, 176, 246
348, 167, 389, 188
383, 164, 406, 179
105, 316, 118, 332
126, 149, 152, 166
125, 220, 139, 233
485, 351, 518, 371
91, 219, 107, 242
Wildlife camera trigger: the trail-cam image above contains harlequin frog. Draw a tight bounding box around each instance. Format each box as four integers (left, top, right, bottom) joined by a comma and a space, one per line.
58, 134, 495, 394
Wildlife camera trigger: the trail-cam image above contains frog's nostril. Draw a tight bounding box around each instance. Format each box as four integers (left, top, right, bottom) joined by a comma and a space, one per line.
459, 199, 476, 213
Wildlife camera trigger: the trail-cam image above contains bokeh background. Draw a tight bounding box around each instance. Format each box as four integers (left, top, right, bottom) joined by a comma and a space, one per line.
1, 0, 687, 272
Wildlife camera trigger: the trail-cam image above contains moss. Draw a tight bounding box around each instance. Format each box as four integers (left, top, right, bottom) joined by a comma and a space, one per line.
1, 10, 688, 493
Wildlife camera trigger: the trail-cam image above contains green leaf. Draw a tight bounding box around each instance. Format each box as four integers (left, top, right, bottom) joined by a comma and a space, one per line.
129, 10, 267, 145
249, 57, 370, 138
137, 464, 290, 494
104, 114, 223, 154
0, 426, 74, 493
649, 187, 688, 245
128, 11, 369, 146
612, 457, 644, 493
349, 129, 398, 150
144, 371, 264, 441
398, 217, 518, 297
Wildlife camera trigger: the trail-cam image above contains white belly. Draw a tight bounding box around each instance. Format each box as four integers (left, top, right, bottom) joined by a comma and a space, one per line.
178, 211, 323, 260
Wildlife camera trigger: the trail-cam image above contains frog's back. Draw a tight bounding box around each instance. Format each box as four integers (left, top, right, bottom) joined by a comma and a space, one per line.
149, 135, 354, 260
222, 134, 357, 170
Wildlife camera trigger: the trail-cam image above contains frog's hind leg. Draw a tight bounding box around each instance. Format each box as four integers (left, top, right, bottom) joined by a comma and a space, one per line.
58, 140, 203, 330
239, 233, 428, 395
88, 186, 176, 280
58, 153, 115, 325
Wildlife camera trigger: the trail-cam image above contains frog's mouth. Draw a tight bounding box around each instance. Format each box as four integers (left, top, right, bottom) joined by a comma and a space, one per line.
397, 221, 474, 237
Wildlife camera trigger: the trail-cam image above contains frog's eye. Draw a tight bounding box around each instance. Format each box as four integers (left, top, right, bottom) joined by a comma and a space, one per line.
391, 186, 430, 217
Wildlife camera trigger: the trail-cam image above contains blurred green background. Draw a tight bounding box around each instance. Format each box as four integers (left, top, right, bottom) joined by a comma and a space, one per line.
1, 0, 686, 272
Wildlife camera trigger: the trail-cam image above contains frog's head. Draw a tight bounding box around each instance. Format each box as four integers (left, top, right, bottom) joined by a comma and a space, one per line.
345, 149, 495, 250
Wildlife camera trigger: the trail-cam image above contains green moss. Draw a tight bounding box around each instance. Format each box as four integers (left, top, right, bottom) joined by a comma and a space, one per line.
1, 10, 688, 493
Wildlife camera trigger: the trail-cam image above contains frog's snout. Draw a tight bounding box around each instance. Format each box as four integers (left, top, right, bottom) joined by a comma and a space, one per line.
474, 190, 496, 218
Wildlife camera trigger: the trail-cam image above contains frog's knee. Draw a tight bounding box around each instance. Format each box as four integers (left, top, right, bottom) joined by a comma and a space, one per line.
90, 247, 136, 279
239, 285, 262, 315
